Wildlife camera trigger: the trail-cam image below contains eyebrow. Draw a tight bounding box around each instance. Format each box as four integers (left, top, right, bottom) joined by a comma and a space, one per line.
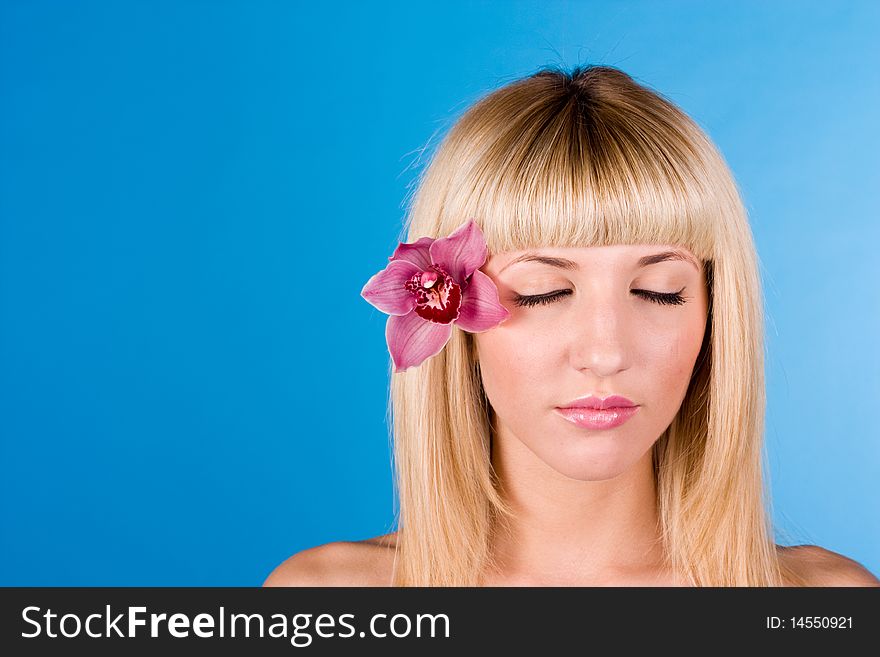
499, 249, 700, 273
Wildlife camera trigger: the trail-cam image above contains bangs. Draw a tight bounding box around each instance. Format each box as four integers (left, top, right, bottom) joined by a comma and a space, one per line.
437, 84, 718, 265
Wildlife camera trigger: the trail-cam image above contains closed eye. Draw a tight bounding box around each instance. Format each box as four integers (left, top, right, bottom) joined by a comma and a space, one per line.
512, 288, 688, 308
512, 290, 572, 307
632, 288, 688, 306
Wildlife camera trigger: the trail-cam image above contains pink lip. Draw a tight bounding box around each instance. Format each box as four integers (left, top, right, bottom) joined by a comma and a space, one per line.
555, 395, 639, 430
554, 405, 639, 430
559, 395, 637, 410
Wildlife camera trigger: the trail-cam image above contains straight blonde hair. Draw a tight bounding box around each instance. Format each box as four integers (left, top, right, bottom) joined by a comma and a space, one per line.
386, 65, 804, 586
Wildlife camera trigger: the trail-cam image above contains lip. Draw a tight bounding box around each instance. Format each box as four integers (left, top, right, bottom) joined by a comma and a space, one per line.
554, 395, 639, 430
554, 405, 640, 430
559, 395, 637, 410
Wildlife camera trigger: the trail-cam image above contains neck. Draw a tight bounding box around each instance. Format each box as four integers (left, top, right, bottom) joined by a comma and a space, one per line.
486, 429, 666, 585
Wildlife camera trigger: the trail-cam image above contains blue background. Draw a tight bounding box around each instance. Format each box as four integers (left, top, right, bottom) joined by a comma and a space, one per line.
1, 1, 877, 585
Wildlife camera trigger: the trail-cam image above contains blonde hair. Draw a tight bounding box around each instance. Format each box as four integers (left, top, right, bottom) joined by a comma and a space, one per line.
386, 65, 803, 586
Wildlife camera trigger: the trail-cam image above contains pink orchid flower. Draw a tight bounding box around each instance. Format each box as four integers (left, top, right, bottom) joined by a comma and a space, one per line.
361, 219, 511, 372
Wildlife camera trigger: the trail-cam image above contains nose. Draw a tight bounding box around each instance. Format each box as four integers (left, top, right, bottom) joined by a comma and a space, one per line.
567, 291, 631, 377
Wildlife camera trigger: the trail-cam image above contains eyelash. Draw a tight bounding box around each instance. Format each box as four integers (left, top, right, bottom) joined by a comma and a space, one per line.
513, 288, 688, 308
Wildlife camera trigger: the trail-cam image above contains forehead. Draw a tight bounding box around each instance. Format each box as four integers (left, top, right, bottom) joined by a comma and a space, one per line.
486, 244, 701, 274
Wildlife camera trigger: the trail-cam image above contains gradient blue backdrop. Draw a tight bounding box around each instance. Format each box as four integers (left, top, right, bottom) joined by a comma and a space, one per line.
1, 1, 877, 585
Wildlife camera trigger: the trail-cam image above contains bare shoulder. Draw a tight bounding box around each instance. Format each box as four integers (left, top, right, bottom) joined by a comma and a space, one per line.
777, 544, 880, 587
262, 532, 398, 587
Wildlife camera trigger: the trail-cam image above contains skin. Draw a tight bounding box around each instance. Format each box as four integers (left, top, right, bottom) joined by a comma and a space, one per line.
264, 244, 880, 587
472, 244, 708, 585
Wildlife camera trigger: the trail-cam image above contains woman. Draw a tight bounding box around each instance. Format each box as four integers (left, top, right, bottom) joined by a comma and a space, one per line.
264, 65, 878, 586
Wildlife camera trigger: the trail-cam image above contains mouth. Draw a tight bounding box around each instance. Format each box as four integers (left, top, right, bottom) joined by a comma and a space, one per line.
553, 405, 640, 430
560, 394, 637, 410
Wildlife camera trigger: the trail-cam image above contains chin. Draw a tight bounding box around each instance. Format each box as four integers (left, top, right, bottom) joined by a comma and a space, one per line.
543, 454, 637, 482
543, 428, 657, 480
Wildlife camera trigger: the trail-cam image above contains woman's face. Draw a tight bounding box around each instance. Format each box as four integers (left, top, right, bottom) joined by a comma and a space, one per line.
474, 244, 709, 481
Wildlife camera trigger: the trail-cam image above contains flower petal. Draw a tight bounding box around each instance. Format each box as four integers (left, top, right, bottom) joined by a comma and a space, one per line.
386, 311, 453, 372
361, 259, 421, 315
454, 269, 511, 332
390, 236, 434, 270
428, 219, 488, 285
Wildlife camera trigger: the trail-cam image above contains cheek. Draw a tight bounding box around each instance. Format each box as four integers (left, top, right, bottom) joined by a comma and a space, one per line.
643, 314, 707, 398
475, 329, 553, 412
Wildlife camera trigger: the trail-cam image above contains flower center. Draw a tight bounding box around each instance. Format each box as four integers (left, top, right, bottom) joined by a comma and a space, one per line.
404, 264, 462, 324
